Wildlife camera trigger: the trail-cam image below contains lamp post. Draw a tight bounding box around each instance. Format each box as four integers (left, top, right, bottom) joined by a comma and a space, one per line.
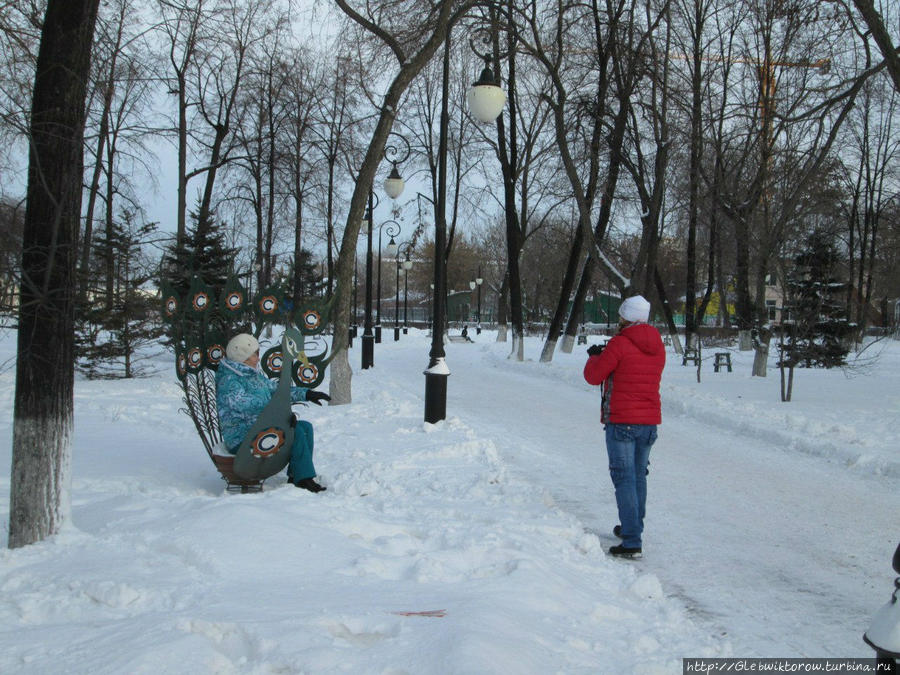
362, 132, 410, 369
404, 257, 413, 333
375, 220, 400, 343
395, 242, 414, 341
423, 14, 506, 422
475, 266, 483, 333
361, 191, 377, 369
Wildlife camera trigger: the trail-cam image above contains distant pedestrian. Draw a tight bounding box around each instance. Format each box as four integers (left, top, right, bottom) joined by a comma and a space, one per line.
583, 295, 665, 559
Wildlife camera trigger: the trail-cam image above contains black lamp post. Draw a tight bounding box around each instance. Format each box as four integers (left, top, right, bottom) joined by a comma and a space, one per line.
424, 15, 506, 423
361, 191, 378, 369
362, 132, 410, 369
403, 253, 413, 334
350, 256, 359, 346
375, 220, 400, 343
421, 24, 456, 424
474, 266, 483, 333
395, 242, 414, 341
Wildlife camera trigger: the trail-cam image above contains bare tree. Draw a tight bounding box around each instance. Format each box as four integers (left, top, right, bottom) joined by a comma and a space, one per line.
307, 51, 363, 298
840, 80, 899, 332
280, 49, 320, 303
327, 0, 481, 405
81, 0, 155, 309
526, 0, 665, 358
851, 0, 900, 93
9, 0, 100, 549
156, 0, 209, 246
0, 1, 43, 184
0, 198, 25, 313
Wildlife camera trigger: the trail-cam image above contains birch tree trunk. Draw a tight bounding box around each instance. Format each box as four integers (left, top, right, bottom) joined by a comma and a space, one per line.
328, 0, 460, 404
9, 0, 100, 549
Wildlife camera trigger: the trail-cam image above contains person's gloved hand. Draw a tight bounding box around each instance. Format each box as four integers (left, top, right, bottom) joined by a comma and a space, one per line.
306, 391, 331, 406
587, 343, 605, 357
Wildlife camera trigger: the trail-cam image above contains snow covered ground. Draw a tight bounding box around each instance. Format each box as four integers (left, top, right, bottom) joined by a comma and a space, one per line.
0, 326, 897, 674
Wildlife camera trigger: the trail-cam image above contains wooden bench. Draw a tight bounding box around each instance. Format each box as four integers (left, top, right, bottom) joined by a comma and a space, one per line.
682, 347, 700, 366
448, 334, 473, 344
714, 352, 732, 372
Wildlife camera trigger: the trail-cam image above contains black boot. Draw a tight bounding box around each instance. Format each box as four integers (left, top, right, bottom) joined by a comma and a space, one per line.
608, 544, 642, 559
296, 478, 326, 493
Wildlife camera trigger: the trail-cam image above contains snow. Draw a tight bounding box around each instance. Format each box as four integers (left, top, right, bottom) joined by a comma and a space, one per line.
1, 326, 898, 673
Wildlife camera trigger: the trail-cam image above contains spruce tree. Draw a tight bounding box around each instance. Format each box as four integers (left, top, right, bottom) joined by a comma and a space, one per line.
76, 212, 163, 378
160, 202, 237, 298
286, 247, 325, 301
780, 232, 853, 369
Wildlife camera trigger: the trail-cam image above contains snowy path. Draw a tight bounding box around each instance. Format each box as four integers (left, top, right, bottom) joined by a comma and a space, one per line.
2, 329, 897, 672
417, 339, 899, 658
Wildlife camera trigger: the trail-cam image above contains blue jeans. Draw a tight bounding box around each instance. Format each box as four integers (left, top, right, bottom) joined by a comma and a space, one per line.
605, 423, 657, 548
288, 420, 316, 482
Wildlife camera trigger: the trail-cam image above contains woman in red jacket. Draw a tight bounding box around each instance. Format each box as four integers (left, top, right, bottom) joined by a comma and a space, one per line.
584, 295, 666, 559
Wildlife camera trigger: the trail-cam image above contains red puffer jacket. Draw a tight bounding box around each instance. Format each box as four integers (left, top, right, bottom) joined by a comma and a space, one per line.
583, 323, 666, 425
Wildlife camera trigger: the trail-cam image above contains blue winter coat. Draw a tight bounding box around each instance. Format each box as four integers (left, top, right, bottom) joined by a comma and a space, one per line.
215, 358, 309, 452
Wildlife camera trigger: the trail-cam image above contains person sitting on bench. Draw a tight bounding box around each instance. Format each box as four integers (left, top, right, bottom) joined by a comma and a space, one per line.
216, 333, 330, 493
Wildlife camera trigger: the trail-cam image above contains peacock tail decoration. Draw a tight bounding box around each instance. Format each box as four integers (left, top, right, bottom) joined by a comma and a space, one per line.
160, 271, 337, 487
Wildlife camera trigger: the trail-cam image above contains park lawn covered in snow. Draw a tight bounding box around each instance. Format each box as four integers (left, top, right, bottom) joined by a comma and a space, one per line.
0, 326, 897, 674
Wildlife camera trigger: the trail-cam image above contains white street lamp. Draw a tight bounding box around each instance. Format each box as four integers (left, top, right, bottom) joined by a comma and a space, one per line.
467, 65, 506, 123
386, 237, 399, 258
383, 164, 405, 199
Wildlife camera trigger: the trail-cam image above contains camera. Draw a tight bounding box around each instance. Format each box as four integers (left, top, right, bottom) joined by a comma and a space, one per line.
587, 343, 605, 356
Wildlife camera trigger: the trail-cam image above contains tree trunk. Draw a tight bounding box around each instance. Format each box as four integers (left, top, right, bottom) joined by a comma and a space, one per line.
81, 1, 123, 304
684, 6, 703, 346
852, 0, 900, 94
493, 16, 525, 361
561, 260, 593, 354
293, 195, 303, 301
496, 272, 509, 342
328, 0, 456, 404
654, 267, 683, 354
540, 225, 582, 362
103, 132, 117, 311
177, 79, 188, 247
10, 0, 100, 549
79, 105, 107, 302
326, 164, 335, 298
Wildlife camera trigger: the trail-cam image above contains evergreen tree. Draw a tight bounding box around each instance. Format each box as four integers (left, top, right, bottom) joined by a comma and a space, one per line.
160, 201, 237, 298
780, 232, 853, 369
282, 247, 325, 302
76, 211, 163, 378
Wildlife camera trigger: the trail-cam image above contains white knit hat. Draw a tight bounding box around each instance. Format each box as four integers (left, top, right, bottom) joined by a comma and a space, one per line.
618, 295, 651, 323
226, 333, 259, 363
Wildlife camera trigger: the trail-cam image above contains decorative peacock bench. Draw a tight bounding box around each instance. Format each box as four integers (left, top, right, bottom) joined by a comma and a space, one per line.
161, 275, 334, 493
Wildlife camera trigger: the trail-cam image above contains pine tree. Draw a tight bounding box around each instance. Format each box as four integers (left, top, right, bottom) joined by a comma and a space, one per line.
76, 212, 163, 378
283, 247, 325, 302
780, 232, 853, 369
160, 202, 237, 298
